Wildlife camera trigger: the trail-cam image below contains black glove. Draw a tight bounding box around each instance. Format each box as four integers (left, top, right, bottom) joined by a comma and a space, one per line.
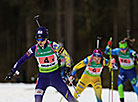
64, 67, 71, 77
5, 71, 14, 80
58, 58, 61, 66
134, 56, 137, 65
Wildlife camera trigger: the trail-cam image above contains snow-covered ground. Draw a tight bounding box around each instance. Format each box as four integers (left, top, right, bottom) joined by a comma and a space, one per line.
0, 83, 137, 102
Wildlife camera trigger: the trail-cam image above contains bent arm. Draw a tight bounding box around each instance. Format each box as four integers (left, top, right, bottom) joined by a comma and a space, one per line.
103, 57, 118, 69
103, 57, 112, 68
105, 46, 120, 56
71, 56, 91, 76
52, 41, 71, 67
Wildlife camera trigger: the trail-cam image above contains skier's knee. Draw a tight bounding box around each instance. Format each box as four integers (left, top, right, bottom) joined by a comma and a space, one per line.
95, 82, 102, 89
118, 84, 123, 89
130, 78, 137, 86
35, 89, 44, 95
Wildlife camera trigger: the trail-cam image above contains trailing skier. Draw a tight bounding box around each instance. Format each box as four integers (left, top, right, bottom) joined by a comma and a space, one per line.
105, 37, 138, 102
69, 48, 117, 102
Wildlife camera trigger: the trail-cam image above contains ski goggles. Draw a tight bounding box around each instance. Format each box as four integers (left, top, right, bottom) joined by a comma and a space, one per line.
120, 47, 127, 51
36, 38, 45, 42
93, 53, 102, 57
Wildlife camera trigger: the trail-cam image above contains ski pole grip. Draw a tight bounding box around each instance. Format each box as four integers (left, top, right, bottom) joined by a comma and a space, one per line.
108, 37, 112, 47
34, 15, 39, 20
110, 37, 112, 41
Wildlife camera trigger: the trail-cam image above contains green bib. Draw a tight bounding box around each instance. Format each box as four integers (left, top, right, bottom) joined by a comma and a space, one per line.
35, 42, 59, 73
85, 61, 103, 77
118, 50, 135, 69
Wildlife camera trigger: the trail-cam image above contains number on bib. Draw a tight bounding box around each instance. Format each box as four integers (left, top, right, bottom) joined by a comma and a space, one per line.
38, 55, 55, 64
88, 67, 101, 73
119, 58, 130, 64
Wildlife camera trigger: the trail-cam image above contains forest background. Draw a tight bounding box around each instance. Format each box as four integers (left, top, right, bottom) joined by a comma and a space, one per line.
1, 0, 138, 91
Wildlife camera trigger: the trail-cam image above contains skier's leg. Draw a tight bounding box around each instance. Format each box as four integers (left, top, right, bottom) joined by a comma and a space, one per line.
73, 74, 89, 99
35, 89, 45, 102
34, 77, 48, 102
117, 68, 127, 102
118, 84, 124, 102
132, 82, 138, 96
128, 68, 138, 96
92, 77, 102, 102
132, 81, 138, 101
54, 80, 78, 102
52, 71, 78, 102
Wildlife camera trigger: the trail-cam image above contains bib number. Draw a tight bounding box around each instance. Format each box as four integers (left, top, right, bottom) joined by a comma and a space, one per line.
88, 67, 101, 73
38, 55, 55, 64
119, 58, 130, 64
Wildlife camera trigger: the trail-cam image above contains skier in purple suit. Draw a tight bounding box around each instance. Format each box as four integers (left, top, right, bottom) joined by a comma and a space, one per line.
5, 26, 78, 102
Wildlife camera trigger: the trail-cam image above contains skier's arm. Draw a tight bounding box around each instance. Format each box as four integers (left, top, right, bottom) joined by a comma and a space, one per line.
5, 45, 36, 80
103, 57, 118, 70
71, 56, 91, 76
104, 38, 120, 55
105, 46, 120, 56
11, 45, 36, 72
129, 49, 138, 65
52, 41, 71, 68
102, 58, 108, 66
130, 49, 137, 57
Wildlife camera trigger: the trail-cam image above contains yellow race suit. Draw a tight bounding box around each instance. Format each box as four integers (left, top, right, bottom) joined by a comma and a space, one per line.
72, 55, 112, 102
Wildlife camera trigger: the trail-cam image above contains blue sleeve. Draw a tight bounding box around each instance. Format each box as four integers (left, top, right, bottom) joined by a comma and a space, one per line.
71, 70, 77, 76
11, 45, 36, 73
105, 47, 120, 56
129, 49, 136, 57
111, 48, 120, 55
83, 57, 89, 65
104, 58, 109, 65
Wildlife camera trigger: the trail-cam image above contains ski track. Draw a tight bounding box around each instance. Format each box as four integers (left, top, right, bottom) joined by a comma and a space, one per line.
0, 83, 137, 102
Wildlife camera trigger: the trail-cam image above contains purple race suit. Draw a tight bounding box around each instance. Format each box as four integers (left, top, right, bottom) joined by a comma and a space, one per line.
11, 40, 78, 102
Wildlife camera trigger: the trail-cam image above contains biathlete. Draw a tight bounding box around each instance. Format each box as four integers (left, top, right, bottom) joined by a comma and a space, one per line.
70, 49, 117, 102
5, 26, 78, 102
105, 37, 138, 102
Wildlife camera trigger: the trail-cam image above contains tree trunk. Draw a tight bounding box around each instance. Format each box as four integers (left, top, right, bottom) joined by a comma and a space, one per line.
56, 0, 62, 42
64, 0, 74, 56
25, 16, 34, 82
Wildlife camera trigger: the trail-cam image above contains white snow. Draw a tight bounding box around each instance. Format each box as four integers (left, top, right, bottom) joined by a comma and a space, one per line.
0, 83, 137, 102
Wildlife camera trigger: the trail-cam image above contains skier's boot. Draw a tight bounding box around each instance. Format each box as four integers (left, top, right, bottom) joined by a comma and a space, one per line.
120, 98, 124, 102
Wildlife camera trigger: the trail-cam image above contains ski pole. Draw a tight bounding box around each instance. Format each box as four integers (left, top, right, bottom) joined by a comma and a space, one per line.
110, 65, 114, 102
59, 97, 63, 102
66, 75, 80, 97
59, 75, 80, 102
34, 15, 41, 27
109, 37, 113, 102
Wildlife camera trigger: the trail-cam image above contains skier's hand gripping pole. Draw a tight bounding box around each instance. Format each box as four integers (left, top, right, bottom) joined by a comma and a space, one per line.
5, 70, 20, 80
